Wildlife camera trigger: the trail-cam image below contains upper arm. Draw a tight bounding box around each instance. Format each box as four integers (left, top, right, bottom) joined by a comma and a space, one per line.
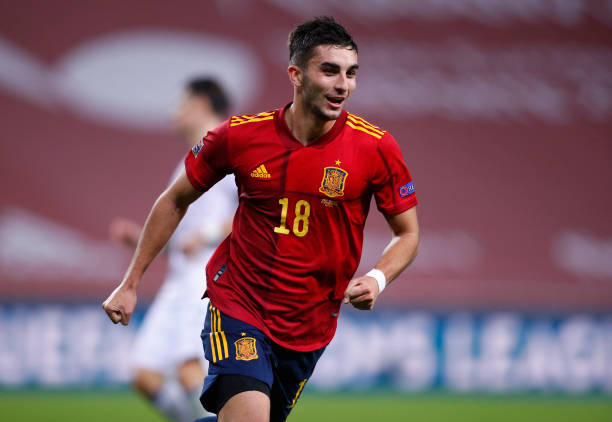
371, 133, 418, 216
165, 167, 204, 208
386, 207, 419, 238
184, 120, 232, 191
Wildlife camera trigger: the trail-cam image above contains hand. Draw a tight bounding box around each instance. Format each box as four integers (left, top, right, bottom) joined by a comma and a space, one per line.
109, 217, 141, 248
343, 275, 380, 310
102, 284, 137, 325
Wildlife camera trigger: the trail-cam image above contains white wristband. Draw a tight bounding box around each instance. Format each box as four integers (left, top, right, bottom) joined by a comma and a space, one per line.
366, 269, 386, 294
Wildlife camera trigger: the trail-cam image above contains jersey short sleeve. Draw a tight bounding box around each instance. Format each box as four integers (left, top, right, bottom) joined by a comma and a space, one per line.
184, 120, 232, 192
371, 132, 418, 215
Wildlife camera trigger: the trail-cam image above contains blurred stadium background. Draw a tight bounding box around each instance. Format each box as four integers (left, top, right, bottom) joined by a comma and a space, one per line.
1, 1, 611, 421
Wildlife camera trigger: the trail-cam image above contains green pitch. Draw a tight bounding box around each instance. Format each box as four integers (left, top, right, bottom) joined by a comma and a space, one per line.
1, 390, 611, 422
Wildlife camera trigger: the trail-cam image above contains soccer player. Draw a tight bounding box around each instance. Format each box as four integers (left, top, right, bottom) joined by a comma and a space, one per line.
103, 16, 419, 422
108, 78, 237, 422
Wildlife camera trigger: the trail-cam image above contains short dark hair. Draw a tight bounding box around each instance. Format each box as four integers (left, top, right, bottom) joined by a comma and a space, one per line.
187, 78, 230, 117
288, 16, 358, 68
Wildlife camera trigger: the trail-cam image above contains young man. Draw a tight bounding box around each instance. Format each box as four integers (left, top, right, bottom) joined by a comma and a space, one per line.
108, 78, 237, 422
103, 17, 419, 422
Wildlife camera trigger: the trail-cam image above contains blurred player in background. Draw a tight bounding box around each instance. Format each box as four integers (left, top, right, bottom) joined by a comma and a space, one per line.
108, 78, 237, 422
104, 17, 419, 422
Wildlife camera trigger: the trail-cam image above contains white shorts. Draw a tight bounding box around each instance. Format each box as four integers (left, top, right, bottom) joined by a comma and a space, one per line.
131, 268, 208, 375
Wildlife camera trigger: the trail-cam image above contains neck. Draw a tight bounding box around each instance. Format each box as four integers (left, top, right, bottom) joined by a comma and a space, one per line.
285, 101, 336, 146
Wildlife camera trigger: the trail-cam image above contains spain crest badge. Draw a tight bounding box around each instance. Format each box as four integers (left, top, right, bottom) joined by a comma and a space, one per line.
319, 167, 348, 198
234, 337, 258, 361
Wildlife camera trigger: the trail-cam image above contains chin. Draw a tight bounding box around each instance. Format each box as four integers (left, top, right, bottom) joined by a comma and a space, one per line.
313, 105, 342, 121
325, 109, 343, 121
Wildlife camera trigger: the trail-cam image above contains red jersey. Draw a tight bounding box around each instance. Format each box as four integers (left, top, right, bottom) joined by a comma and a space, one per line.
185, 104, 417, 351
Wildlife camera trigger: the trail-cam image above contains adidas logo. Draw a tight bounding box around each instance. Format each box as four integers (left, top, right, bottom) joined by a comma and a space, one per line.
250, 164, 271, 179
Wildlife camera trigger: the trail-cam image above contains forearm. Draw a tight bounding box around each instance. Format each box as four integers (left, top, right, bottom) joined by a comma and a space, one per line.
344, 232, 418, 310
121, 190, 189, 288
343, 208, 418, 310
374, 231, 419, 285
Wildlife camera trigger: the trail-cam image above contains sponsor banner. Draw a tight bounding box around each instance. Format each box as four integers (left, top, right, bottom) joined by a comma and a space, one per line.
315, 310, 612, 393
1, 304, 611, 393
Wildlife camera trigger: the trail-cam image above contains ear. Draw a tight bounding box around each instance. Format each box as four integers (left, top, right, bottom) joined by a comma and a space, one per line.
287, 64, 303, 87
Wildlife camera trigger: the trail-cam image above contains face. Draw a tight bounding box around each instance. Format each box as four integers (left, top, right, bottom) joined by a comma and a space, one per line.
297, 45, 358, 121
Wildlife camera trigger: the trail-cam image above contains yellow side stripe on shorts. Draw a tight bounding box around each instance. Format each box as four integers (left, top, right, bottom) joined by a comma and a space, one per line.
208, 305, 228, 361
213, 306, 217, 332
220, 331, 229, 359
210, 308, 217, 333
209, 305, 213, 329
215, 308, 229, 358
209, 332, 217, 363
209, 305, 218, 362
216, 308, 222, 331
210, 305, 220, 332
214, 331, 223, 360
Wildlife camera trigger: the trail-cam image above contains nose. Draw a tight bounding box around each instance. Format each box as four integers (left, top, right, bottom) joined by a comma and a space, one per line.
334, 74, 348, 94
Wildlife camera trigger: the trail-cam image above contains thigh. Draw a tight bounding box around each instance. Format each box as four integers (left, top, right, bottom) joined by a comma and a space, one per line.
200, 304, 275, 412
269, 345, 326, 422
219, 390, 270, 422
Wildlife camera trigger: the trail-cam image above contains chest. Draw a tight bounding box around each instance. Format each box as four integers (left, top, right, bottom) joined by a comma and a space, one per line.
233, 135, 371, 201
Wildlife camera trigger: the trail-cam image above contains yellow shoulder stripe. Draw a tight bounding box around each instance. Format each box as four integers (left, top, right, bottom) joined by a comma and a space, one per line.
346, 120, 383, 139
347, 113, 382, 129
233, 111, 275, 120
230, 111, 276, 127
230, 116, 274, 126
347, 114, 385, 135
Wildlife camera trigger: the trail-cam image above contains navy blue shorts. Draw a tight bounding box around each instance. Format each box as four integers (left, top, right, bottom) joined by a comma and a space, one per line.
200, 303, 325, 421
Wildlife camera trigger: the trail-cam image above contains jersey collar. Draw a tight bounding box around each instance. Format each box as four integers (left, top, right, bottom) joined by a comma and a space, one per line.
275, 102, 347, 149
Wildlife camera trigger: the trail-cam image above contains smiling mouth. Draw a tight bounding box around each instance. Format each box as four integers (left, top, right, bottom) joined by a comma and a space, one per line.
326, 96, 345, 107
